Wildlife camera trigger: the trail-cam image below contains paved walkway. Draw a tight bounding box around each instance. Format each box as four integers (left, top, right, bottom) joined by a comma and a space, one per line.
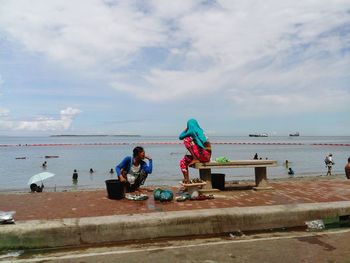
1, 176, 350, 221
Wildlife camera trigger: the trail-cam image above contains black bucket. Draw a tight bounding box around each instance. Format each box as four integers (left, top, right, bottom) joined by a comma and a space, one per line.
211, 173, 225, 190
105, 179, 125, 200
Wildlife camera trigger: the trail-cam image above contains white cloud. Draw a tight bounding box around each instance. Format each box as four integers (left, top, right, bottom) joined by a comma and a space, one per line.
0, 107, 9, 117
230, 89, 350, 117
0, 0, 349, 116
0, 74, 3, 95
0, 74, 9, 118
150, 1, 196, 16
60, 107, 82, 118
0, 107, 81, 131
226, 52, 350, 116
0, 0, 167, 69
112, 67, 226, 101
115, 1, 349, 110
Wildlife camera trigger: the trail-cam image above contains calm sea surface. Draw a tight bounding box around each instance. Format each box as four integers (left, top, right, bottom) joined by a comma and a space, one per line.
0, 136, 349, 191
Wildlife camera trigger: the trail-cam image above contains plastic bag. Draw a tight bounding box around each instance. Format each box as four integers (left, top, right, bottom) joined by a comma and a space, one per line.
305, 219, 325, 231
0, 211, 15, 224
153, 189, 174, 202
160, 190, 173, 202
127, 174, 136, 185
215, 156, 230, 163
125, 193, 148, 201
153, 188, 163, 201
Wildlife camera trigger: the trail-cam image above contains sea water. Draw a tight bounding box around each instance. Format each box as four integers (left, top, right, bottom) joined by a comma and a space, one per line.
0, 136, 349, 191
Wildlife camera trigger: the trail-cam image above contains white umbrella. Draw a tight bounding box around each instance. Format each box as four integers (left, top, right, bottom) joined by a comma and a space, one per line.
27, 172, 55, 185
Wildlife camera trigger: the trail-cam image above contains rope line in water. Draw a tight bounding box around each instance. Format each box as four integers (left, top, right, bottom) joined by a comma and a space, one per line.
1, 142, 349, 147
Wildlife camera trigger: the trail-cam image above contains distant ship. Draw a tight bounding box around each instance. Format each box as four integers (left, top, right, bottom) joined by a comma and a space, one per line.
289, 132, 300, 137
249, 133, 268, 137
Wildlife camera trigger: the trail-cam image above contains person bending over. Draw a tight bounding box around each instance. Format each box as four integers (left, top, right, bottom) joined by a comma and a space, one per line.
30, 183, 44, 193
179, 119, 211, 184
115, 146, 152, 192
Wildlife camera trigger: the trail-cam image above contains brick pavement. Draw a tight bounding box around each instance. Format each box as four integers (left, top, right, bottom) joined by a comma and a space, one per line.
1, 176, 350, 221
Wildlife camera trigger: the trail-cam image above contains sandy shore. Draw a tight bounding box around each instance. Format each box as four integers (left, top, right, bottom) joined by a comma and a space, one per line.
0, 173, 347, 195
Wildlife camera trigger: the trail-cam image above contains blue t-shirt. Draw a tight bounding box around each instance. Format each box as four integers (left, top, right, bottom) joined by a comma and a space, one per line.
115, 156, 152, 178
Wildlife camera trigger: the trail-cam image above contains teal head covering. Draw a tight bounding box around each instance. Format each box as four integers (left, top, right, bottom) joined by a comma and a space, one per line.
179, 119, 207, 148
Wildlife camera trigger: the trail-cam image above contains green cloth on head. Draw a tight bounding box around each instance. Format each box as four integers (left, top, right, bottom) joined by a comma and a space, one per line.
179, 119, 207, 149
215, 156, 230, 163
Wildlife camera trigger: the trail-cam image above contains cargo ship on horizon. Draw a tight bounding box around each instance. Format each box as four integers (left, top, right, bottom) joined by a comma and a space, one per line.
249, 133, 268, 137
289, 132, 300, 137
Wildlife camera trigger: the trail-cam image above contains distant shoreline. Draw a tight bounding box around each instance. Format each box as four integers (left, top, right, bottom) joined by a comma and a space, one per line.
50, 134, 141, 137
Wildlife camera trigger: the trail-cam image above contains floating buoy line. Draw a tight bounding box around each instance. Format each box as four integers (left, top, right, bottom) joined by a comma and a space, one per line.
1, 142, 349, 147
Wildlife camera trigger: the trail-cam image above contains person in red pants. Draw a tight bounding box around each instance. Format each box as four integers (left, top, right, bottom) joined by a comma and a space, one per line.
179, 119, 211, 184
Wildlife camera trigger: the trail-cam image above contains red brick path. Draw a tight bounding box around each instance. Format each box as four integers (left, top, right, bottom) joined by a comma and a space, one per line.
1, 177, 350, 221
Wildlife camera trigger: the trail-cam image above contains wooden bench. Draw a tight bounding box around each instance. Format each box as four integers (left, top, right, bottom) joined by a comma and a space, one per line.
191, 160, 277, 191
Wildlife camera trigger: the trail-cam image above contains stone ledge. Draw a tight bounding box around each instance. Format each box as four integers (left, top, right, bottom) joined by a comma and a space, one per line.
1, 201, 350, 250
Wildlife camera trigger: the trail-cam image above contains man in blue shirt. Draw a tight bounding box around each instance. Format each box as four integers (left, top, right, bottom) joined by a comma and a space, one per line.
115, 146, 152, 192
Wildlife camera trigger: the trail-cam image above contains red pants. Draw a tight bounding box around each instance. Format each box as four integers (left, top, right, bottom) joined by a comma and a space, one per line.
179, 137, 211, 173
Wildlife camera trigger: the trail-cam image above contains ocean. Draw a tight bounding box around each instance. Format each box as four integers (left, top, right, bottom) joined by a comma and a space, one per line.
0, 136, 349, 192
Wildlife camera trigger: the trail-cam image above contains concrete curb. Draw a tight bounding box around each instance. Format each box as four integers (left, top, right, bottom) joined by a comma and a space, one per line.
1, 201, 350, 250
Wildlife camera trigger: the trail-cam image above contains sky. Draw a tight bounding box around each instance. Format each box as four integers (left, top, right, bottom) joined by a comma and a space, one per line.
0, 0, 349, 136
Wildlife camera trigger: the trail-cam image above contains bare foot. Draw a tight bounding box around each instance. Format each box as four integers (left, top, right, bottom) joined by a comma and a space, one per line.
135, 188, 147, 194
188, 159, 200, 166
182, 179, 190, 184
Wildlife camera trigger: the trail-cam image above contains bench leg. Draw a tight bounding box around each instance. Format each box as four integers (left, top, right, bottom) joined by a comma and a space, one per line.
199, 169, 212, 189
254, 167, 273, 190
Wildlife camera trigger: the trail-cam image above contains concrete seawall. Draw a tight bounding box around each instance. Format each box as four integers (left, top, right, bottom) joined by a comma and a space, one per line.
1, 201, 350, 250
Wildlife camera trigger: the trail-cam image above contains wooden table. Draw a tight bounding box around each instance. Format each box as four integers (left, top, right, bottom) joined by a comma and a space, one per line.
191, 160, 277, 190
